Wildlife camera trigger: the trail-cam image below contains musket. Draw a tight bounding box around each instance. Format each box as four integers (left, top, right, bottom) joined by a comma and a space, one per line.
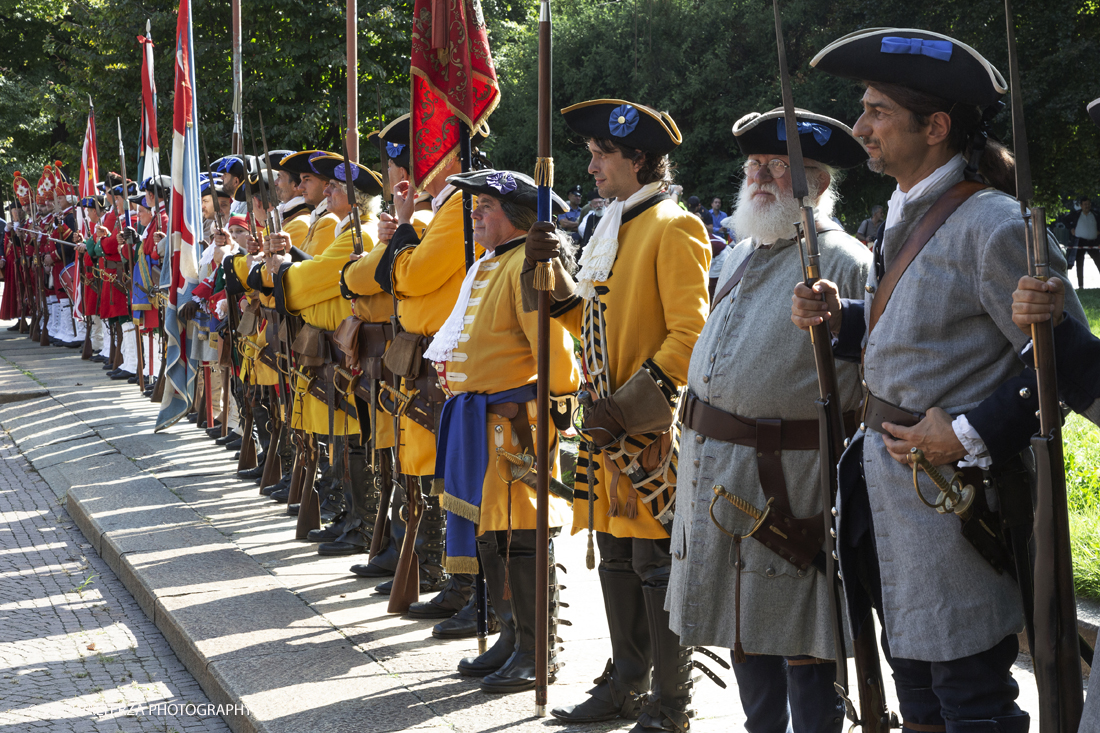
772, 2, 892, 730
117, 116, 142, 388
341, 129, 365, 256
258, 113, 283, 233
1004, 2, 1084, 729
531, 0, 554, 716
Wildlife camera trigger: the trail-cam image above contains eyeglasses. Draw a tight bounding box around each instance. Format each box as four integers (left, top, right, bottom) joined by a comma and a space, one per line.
742, 159, 790, 178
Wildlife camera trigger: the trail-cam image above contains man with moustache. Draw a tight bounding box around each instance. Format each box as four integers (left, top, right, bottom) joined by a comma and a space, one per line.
669, 108, 870, 733
792, 29, 1087, 730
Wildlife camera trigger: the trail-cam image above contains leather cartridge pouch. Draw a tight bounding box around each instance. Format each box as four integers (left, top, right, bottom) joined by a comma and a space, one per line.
333, 315, 361, 372
357, 322, 393, 380
382, 330, 424, 379
238, 299, 262, 337
292, 323, 327, 368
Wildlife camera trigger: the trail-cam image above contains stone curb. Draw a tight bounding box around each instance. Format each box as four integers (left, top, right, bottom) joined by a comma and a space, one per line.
0, 362, 425, 733
0, 388, 50, 404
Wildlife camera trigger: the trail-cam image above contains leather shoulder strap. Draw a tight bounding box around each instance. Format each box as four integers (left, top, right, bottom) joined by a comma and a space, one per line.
712, 249, 756, 305
867, 180, 988, 337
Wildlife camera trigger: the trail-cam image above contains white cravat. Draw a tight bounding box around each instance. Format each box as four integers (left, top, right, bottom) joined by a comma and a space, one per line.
575, 181, 665, 300
424, 249, 495, 363
884, 153, 964, 231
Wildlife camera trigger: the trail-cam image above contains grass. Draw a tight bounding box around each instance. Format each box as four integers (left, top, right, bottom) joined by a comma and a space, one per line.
1068, 291, 1100, 600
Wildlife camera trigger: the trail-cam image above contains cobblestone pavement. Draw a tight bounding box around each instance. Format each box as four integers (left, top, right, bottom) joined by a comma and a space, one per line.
0, 430, 231, 733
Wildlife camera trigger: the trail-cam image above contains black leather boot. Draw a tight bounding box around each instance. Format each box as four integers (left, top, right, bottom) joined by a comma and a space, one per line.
458, 534, 514, 675
416, 489, 448, 594
407, 572, 474, 619
263, 471, 291, 499
630, 584, 695, 733
479, 531, 561, 694
550, 563, 650, 722
434, 592, 500, 640
317, 448, 381, 555
944, 713, 1030, 733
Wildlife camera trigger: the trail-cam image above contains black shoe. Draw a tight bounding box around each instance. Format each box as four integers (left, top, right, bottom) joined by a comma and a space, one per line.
238, 463, 266, 480
91, 354, 107, 363
110, 370, 135, 381
262, 473, 290, 497
103, 361, 115, 370
551, 692, 635, 724
205, 426, 222, 439
215, 431, 238, 446
224, 437, 242, 451
287, 502, 300, 516
270, 485, 290, 503
407, 573, 474, 619
127, 375, 138, 384
350, 541, 399, 578
306, 512, 349, 544
435, 595, 500, 640
64, 340, 82, 348
186, 413, 197, 423
5, 323, 20, 332
373, 579, 393, 595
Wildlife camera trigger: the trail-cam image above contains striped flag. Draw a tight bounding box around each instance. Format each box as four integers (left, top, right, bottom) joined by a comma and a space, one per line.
77, 104, 99, 239
137, 21, 160, 184
155, 0, 203, 432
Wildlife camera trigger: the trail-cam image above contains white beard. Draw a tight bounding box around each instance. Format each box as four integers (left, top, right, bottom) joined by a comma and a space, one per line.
730, 180, 804, 245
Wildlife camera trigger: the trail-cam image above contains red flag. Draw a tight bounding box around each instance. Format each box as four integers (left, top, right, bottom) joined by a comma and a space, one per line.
78, 105, 100, 238
409, 0, 499, 188
137, 26, 160, 182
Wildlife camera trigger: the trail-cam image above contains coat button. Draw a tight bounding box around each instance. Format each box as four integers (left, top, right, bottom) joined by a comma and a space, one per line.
702, 375, 710, 383
865, 285, 875, 293
797, 568, 808, 578
831, 507, 838, 517
695, 435, 705, 444
673, 550, 683, 560
765, 567, 776, 578
709, 354, 715, 363
691, 479, 697, 487
693, 459, 700, 467
1019, 387, 1031, 399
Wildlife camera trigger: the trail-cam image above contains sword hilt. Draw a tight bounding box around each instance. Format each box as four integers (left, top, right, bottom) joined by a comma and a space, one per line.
709, 485, 772, 540
907, 448, 975, 518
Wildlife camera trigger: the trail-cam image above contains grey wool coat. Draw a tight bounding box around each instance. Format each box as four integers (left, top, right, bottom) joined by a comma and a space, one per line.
843, 161, 1086, 663
667, 227, 871, 660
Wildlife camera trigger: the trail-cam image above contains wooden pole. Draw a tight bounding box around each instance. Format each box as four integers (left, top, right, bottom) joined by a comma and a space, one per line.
346, 0, 358, 160
231, 0, 242, 155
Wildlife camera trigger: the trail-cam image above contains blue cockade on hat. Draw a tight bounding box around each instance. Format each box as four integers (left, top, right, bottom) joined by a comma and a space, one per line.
79, 197, 97, 208
334, 162, 359, 183
880, 37, 953, 62
777, 119, 832, 147
213, 156, 243, 173
608, 104, 640, 138
386, 141, 407, 158
486, 171, 516, 194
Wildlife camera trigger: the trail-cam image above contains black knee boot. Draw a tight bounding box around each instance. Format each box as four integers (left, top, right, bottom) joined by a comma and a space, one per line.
480, 530, 561, 694
415, 489, 448, 594
630, 584, 694, 733
408, 572, 474, 619
550, 562, 650, 722
316, 447, 379, 553
458, 534, 515, 674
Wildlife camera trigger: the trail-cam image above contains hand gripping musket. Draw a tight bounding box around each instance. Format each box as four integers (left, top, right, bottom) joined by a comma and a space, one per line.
771, 2, 893, 730
1004, 3, 1085, 729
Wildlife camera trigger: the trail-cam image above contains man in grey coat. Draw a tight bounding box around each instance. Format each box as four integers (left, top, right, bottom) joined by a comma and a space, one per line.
793, 29, 1087, 732
669, 108, 871, 733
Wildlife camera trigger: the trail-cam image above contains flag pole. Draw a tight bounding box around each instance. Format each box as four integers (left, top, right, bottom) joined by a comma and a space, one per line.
231, 0, 242, 155
346, 0, 358, 161
532, 0, 553, 718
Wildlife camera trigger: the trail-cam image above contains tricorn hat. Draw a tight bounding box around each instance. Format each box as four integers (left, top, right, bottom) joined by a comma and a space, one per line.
278, 150, 334, 178
561, 98, 682, 156
733, 108, 867, 169
810, 28, 1006, 107
142, 174, 172, 199
232, 170, 277, 203
265, 149, 297, 171
309, 155, 384, 196
211, 155, 255, 180
376, 114, 411, 171
445, 169, 569, 215
1088, 98, 1100, 128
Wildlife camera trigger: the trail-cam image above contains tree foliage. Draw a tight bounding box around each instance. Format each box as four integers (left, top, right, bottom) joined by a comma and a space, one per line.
2, 0, 1100, 223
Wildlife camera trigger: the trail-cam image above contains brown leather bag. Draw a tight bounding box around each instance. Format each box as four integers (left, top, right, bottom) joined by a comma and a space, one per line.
238, 299, 262, 337
382, 331, 424, 379
292, 323, 327, 368
333, 316, 361, 371
358, 322, 393, 380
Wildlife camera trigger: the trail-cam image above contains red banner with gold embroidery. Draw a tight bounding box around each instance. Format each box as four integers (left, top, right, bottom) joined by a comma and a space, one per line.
409, 0, 499, 188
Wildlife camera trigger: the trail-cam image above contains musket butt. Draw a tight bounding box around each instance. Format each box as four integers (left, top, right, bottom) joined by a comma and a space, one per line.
535, 704, 547, 718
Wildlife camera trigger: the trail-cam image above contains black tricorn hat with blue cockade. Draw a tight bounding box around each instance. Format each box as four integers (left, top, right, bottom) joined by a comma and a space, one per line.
561, 99, 682, 156
733, 108, 868, 169
309, 155, 384, 196
810, 28, 1007, 107
277, 150, 332, 178
445, 169, 569, 215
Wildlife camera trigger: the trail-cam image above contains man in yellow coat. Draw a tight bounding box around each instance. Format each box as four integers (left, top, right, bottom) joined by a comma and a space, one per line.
524, 99, 713, 732
429, 169, 578, 693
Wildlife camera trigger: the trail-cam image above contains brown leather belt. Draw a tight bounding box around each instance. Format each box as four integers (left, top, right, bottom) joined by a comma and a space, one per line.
681, 393, 856, 449
860, 392, 923, 434
487, 401, 535, 455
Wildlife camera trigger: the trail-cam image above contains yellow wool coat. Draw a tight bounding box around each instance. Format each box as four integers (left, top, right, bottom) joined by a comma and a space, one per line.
384, 192, 483, 476
438, 242, 579, 533
231, 253, 280, 387
300, 210, 338, 257
279, 217, 369, 437
558, 198, 710, 539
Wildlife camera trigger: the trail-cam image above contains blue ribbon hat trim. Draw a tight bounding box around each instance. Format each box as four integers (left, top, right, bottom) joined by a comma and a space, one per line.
880, 36, 953, 61
486, 171, 516, 194
609, 104, 640, 138
386, 141, 406, 158
335, 162, 359, 182
777, 118, 832, 146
